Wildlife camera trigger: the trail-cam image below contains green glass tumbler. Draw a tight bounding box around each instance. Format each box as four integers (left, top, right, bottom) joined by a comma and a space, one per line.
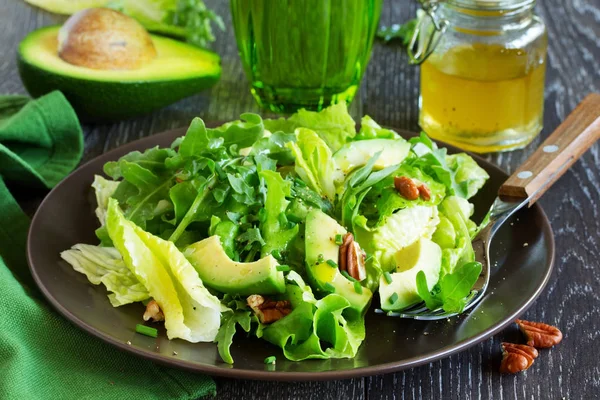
230, 0, 383, 113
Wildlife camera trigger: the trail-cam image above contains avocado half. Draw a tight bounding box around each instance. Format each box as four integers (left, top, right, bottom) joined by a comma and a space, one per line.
17, 26, 221, 122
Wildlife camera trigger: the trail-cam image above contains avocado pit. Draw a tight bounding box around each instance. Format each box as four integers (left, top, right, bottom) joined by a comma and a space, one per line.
58, 8, 157, 70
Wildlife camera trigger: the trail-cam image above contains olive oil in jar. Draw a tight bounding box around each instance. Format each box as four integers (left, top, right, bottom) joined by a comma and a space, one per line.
420, 43, 546, 153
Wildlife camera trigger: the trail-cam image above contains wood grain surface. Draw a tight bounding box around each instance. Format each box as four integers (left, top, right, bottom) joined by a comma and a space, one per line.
1, 0, 599, 398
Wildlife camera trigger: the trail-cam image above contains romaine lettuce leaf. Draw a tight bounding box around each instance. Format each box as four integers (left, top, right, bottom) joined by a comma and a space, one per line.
438, 196, 475, 275
91, 175, 119, 226
106, 198, 224, 342
287, 128, 336, 201
208, 113, 264, 149
258, 170, 300, 257
61, 244, 149, 307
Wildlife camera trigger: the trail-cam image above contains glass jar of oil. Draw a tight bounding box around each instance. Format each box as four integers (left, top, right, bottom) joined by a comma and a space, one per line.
412, 0, 547, 153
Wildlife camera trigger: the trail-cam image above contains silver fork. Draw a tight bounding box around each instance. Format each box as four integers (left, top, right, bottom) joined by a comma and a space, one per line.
377, 93, 600, 320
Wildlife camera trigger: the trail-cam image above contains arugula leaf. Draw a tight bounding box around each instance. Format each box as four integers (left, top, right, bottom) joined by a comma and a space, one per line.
168, 174, 217, 243
215, 310, 252, 364
416, 261, 482, 313
250, 132, 297, 165
259, 171, 300, 257
408, 133, 489, 199
208, 113, 264, 149
377, 19, 418, 45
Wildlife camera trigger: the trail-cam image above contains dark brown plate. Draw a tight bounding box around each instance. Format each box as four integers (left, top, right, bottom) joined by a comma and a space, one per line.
27, 127, 554, 381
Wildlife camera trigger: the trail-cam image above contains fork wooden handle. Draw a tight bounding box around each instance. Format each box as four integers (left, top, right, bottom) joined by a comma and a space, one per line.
498, 93, 600, 206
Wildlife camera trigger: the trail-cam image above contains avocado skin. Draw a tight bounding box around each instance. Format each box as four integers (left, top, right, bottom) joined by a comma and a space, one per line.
18, 55, 220, 122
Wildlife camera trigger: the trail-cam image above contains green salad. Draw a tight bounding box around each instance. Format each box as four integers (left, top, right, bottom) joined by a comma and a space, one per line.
61, 103, 489, 363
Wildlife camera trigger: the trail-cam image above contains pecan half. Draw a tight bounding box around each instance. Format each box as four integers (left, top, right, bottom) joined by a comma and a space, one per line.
338, 233, 366, 281
499, 342, 538, 374
338, 232, 354, 273
516, 319, 563, 348
347, 241, 367, 281
418, 184, 431, 201
394, 176, 419, 200
143, 300, 165, 322
247, 295, 291, 324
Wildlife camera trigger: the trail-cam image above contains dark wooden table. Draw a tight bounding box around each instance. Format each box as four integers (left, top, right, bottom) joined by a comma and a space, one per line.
2, 0, 599, 398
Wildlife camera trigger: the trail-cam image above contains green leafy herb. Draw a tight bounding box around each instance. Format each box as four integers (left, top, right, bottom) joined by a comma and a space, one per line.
215, 310, 252, 364
416, 261, 482, 313
377, 19, 417, 45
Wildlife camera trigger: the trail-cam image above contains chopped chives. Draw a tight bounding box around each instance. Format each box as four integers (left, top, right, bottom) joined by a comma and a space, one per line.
324, 282, 336, 293
136, 324, 158, 338
341, 270, 357, 282
294, 177, 307, 187
276, 265, 290, 272
317, 254, 325, 263
264, 356, 276, 364
271, 250, 282, 260
389, 293, 399, 304
326, 259, 338, 268
353, 281, 363, 294
334, 234, 343, 245
383, 272, 393, 284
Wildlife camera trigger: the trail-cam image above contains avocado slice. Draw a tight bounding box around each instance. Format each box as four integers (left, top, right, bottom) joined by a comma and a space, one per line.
184, 236, 285, 296
305, 209, 372, 318
332, 139, 411, 183
379, 238, 442, 311
17, 26, 221, 122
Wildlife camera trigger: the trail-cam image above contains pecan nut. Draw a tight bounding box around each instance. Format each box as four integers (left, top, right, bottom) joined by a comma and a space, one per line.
338, 233, 366, 281
394, 176, 420, 200
247, 295, 291, 324
499, 342, 538, 374
143, 300, 165, 322
338, 232, 354, 273
418, 184, 431, 201
516, 319, 563, 348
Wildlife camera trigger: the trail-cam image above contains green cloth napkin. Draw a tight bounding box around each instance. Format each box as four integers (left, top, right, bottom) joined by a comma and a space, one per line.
0, 92, 216, 400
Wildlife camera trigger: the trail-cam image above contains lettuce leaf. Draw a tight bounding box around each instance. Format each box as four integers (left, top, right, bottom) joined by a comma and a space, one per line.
408, 133, 488, 199
261, 272, 365, 360
287, 103, 356, 152
355, 116, 399, 140
91, 175, 119, 226
446, 153, 489, 199
287, 128, 336, 201
61, 244, 149, 307
106, 198, 224, 342
358, 164, 446, 227
259, 170, 299, 257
